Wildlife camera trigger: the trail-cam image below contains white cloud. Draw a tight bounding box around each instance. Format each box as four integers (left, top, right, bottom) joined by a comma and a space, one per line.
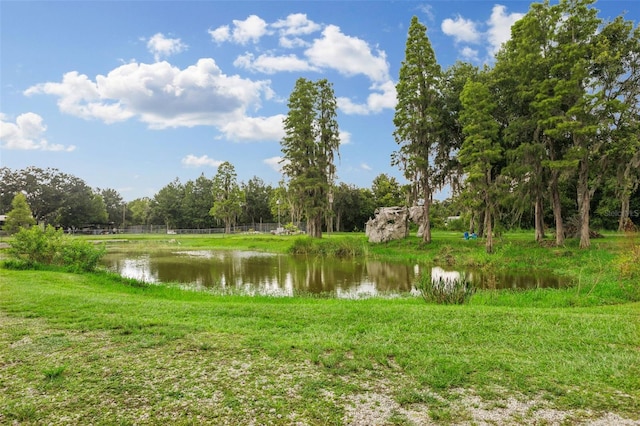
234, 52, 318, 74
360, 163, 372, 171
272, 13, 321, 36
305, 25, 390, 83
441, 15, 481, 44
208, 25, 230, 43
487, 5, 524, 54
209, 15, 269, 45
0, 112, 75, 151
146, 33, 187, 62
181, 154, 223, 168
25, 59, 272, 130
460, 46, 480, 62
264, 156, 286, 173
232, 15, 269, 44
441, 4, 524, 61
339, 130, 351, 145
221, 114, 285, 142
338, 80, 397, 115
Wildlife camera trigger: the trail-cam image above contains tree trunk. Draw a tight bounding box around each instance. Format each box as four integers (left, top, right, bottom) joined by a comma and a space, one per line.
550, 169, 564, 246
310, 215, 323, 238
534, 192, 545, 242
485, 205, 493, 254
422, 183, 432, 243
618, 194, 630, 232
577, 158, 591, 249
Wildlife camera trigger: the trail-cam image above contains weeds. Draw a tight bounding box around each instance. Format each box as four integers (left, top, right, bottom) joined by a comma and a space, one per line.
288, 236, 365, 258
415, 272, 475, 304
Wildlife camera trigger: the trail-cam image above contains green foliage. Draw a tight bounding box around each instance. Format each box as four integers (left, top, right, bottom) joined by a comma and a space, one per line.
281, 78, 340, 238
6, 225, 105, 272
2, 192, 36, 235
415, 272, 475, 304
288, 236, 365, 258
210, 162, 244, 233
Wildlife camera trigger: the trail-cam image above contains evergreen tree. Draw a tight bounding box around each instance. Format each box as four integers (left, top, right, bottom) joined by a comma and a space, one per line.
280, 78, 340, 238
393, 16, 443, 243
459, 79, 503, 254
2, 192, 36, 235
210, 162, 243, 234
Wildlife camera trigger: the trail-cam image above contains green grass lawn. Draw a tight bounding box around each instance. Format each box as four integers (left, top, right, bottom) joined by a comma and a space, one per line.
1, 231, 639, 424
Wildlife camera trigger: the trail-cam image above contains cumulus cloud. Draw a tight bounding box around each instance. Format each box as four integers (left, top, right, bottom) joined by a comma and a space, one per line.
208, 25, 230, 43
337, 81, 397, 115
441, 4, 524, 60
339, 130, 351, 145
234, 53, 318, 74
441, 15, 481, 44
220, 114, 285, 142
146, 33, 187, 62
264, 156, 286, 173
212, 14, 394, 114
181, 154, 223, 168
0, 112, 75, 151
25, 58, 274, 131
305, 25, 390, 83
273, 13, 320, 36
460, 46, 480, 63
487, 5, 525, 54
209, 15, 269, 45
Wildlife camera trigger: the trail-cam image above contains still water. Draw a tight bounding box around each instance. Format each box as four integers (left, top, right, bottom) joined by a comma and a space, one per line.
102, 250, 570, 298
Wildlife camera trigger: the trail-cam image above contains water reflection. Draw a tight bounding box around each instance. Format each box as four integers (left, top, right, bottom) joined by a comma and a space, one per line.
102, 250, 569, 298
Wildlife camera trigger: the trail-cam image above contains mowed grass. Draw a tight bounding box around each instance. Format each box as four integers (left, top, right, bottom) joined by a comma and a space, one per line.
1, 265, 639, 424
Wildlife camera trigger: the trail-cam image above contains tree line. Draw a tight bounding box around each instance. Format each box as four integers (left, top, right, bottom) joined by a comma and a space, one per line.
0, 166, 409, 233
393, 0, 639, 252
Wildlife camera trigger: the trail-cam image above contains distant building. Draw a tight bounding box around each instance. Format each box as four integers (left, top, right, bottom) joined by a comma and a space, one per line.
0, 215, 6, 227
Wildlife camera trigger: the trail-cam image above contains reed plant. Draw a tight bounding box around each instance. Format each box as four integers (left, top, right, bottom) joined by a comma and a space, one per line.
414, 272, 475, 304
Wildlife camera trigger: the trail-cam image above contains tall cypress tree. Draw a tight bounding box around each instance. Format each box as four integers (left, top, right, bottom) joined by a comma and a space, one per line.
280, 78, 340, 238
393, 16, 442, 243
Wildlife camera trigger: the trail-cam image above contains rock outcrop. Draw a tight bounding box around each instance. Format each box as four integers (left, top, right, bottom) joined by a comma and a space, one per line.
365, 206, 425, 243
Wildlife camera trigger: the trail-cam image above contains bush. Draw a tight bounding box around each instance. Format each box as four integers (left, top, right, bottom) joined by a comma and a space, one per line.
6, 225, 105, 272
415, 272, 475, 304
287, 236, 365, 258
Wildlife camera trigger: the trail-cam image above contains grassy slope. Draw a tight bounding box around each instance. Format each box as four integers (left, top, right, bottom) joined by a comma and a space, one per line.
1, 266, 639, 424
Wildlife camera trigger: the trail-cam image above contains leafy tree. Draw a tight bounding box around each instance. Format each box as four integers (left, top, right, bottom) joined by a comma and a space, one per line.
594, 18, 640, 231
98, 188, 125, 227
210, 162, 243, 233
2, 192, 36, 235
182, 174, 215, 229
281, 78, 340, 238
128, 197, 152, 226
459, 78, 503, 254
152, 178, 185, 230
393, 16, 443, 243
241, 176, 273, 227
371, 174, 404, 207
333, 183, 375, 232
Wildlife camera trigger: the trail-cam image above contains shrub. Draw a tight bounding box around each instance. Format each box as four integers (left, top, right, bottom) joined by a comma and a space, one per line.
288, 236, 364, 258
415, 272, 475, 304
6, 225, 105, 272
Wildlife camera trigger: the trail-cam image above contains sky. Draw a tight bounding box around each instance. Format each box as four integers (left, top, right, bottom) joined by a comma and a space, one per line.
1, 1, 638, 202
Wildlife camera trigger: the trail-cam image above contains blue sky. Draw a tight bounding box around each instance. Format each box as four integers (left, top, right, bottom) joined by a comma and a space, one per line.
1, 1, 638, 201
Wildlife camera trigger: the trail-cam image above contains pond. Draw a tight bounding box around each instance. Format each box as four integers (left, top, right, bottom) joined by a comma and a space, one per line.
101, 250, 571, 298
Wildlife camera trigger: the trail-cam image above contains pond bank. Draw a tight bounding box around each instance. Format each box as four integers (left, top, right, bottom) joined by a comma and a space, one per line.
1, 269, 638, 424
